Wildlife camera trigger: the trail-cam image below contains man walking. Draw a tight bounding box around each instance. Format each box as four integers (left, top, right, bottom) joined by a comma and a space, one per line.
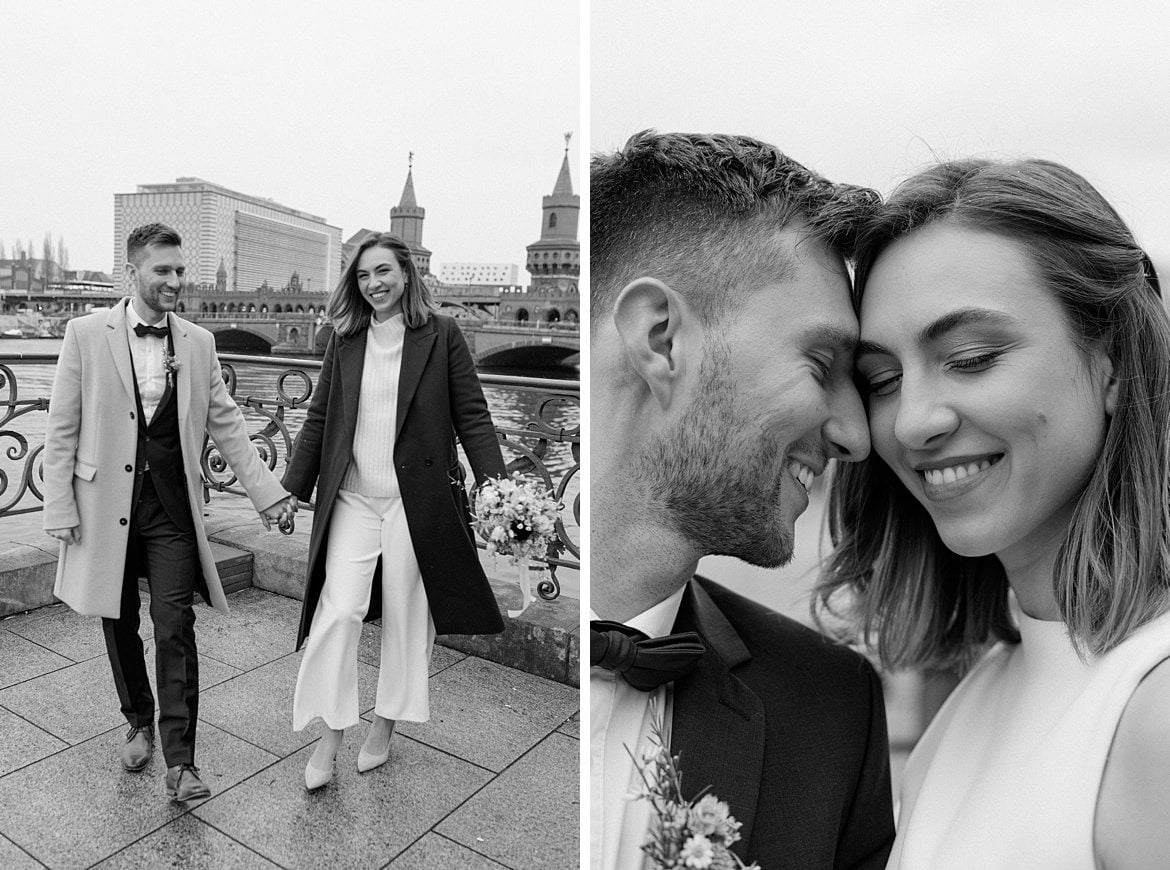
590, 131, 895, 869
42, 223, 296, 800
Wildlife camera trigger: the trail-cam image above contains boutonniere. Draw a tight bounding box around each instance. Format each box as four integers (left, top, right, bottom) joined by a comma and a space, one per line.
163, 351, 181, 387
631, 705, 760, 870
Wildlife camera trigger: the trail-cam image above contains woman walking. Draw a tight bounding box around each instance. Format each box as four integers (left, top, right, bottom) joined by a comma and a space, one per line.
284, 231, 505, 790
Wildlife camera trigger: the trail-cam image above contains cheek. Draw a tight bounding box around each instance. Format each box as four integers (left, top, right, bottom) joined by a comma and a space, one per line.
866, 400, 899, 462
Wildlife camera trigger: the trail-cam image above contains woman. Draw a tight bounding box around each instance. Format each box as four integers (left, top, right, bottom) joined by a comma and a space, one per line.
284, 232, 505, 790
819, 159, 1170, 868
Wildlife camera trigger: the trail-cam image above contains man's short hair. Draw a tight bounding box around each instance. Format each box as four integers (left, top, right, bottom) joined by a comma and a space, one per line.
127, 223, 182, 266
590, 130, 878, 328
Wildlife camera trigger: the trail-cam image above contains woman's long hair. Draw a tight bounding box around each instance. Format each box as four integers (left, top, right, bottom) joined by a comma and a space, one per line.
327, 232, 435, 336
816, 158, 1170, 671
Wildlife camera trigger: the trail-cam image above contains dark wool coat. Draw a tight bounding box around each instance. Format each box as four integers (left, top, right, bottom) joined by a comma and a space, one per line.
283, 313, 507, 648
671, 577, 896, 870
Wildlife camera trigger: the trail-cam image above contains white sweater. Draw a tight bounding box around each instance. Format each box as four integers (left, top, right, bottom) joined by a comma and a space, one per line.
341, 313, 405, 496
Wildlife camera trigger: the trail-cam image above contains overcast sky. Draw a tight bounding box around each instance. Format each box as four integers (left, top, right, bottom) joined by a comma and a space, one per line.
592, 0, 1170, 267
0, 1, 579, 282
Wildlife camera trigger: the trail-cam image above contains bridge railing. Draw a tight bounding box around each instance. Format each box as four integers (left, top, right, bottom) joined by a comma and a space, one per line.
0, 351, 580, 600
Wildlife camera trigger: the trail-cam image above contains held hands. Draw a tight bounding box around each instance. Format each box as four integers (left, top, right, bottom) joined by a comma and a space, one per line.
259, 494, 298, 533
46, 526, 81, 545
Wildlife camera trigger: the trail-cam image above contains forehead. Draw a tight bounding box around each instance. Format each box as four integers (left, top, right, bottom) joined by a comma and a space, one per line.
357, 246, 401, 270
139, 244, 183, 268
861, 222, 1050, 337
730, 232, 856, 340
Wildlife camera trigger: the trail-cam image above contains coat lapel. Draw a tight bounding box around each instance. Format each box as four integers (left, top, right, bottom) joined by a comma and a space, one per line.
104, 299, 137, 407
169, 312, 191, 430
338, 328, 367, 446
396, 318, 437, 440
670, 580, 766, 853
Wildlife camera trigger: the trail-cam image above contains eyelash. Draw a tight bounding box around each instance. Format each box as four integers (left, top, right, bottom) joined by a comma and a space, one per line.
948, 350, 1004, 372
865, 350, 1005, 397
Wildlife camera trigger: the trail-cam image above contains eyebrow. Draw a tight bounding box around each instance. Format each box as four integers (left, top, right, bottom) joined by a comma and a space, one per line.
857, 307, 1016, 358
800, 323, 858, 354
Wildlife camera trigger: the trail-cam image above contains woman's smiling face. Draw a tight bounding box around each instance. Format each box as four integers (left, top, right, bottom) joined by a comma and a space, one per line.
857, 221, 1117, 566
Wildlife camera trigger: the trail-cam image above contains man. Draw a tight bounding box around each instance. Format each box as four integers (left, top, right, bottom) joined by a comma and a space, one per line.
590, 132, 895, 869
42, 223, 297, 801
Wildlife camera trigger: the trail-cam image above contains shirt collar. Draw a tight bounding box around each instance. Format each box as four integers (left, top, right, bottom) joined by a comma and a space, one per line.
590, 584, 687, 641
126, 300, 166, 330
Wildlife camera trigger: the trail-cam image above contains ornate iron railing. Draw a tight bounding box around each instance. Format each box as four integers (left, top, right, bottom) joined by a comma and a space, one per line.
0, 351, 579, 600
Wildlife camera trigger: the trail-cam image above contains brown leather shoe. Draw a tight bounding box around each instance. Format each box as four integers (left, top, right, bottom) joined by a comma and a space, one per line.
165, 764, 211, 801
120, 725, 153, 772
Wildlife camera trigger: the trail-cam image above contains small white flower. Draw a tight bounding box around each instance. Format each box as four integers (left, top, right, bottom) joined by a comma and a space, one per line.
681, 835, 716, 869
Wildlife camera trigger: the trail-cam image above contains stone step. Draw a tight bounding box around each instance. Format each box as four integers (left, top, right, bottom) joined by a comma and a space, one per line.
136, 541, 254, 595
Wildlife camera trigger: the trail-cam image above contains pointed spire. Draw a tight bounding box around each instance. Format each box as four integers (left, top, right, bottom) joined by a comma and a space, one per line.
399, 156, 418, 209
552, 133, 574, 197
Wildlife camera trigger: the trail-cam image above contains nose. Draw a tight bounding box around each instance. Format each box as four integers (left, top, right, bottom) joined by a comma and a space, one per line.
893, 377, 960, 449
823, 380, 870, 461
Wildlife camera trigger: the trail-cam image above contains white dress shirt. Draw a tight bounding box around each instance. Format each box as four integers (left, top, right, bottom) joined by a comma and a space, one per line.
590, 586, 687, 870
125, 303, 169, 422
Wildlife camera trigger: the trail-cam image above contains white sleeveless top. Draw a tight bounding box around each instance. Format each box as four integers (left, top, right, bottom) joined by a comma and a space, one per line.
889, 601, 1170, 869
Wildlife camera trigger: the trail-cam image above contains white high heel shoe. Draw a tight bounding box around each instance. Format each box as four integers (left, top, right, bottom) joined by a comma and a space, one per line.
304, 755, 334, 791
357, 720, 396, 773
304, 733, 341, 791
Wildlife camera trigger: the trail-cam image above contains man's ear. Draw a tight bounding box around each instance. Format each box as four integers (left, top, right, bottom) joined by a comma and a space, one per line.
612, 277, 691, 410
124, 259, 138, 289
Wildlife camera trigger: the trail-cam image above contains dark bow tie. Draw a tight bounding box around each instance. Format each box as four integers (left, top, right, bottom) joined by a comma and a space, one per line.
133, 322, 169, 339
590, 620, 706, 691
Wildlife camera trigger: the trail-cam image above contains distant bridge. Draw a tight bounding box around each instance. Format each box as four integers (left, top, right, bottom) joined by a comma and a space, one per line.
188, 312, 578, 368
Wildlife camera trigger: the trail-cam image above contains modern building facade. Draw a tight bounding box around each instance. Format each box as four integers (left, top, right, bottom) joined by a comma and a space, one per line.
113, 178, 343, 296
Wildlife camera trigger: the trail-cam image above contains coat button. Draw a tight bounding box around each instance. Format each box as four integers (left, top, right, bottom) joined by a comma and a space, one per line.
125, 465, 133, 472
130, 411, 135, 419
119, 518, 128, 525
424, 459, 433, 467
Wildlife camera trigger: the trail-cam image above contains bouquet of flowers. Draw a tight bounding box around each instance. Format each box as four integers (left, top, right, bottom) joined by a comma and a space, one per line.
472, 472, 560, 616
631, 713, 760, 870
472, 472, 560, 563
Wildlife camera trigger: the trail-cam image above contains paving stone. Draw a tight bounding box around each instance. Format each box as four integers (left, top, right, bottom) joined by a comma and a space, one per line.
0, 652, 241, 744
0, 703, 68, 776
1, 601, 123, 663
437, 732, 579, 870
0, 834, 43, 870
357, 620, 468, 675
199, 651, 380, 757
0, 722, 277, 869
0, 627, 73, 688
193, 588, 302, 670
394, 657, 578, 772
91, 814, 281, 869
388, 833, 509, 869
556, 710, 580, 739
194, 737, 493, 869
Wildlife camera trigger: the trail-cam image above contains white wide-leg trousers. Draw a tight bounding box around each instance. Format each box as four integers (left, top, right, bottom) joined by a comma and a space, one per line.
293, 489, 435, 730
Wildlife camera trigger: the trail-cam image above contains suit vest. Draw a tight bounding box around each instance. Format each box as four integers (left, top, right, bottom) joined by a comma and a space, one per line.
129, 349, 193, 532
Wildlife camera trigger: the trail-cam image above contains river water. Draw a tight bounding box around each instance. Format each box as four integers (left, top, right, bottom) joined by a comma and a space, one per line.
0, 338, 580, 524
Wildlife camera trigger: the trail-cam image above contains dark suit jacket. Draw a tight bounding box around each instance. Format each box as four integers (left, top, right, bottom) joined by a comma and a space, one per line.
671, 577, 894, 869
283, 313, 507, 647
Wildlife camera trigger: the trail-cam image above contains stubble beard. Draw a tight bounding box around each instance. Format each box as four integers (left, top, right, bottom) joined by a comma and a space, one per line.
633, 339, 796, 569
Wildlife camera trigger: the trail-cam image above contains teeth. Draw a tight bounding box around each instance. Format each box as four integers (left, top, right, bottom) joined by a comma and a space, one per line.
787, 460, 815, 494
923, 458, 995, 485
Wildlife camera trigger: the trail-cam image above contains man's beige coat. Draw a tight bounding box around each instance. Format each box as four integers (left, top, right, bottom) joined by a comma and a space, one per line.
42, 298, 287, 618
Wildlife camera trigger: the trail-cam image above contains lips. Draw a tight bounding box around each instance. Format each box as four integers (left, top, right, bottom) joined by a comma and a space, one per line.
915, 453, 1004, 501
